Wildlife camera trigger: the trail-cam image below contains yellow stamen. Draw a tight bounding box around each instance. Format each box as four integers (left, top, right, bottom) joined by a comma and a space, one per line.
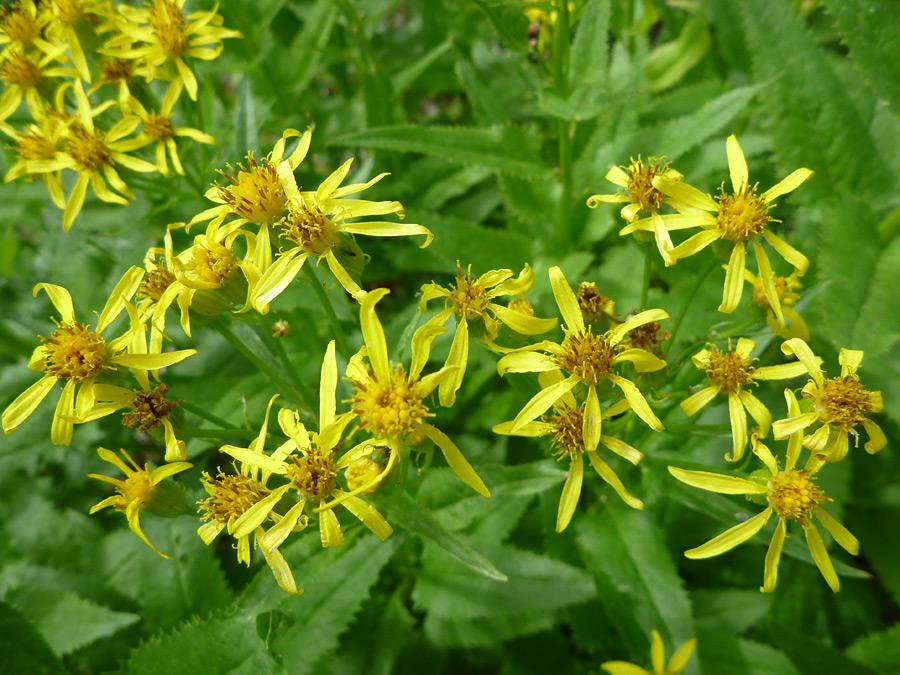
39, 320, 110, 381
148, 0, 187, 58
576, 282, 611, 323
188, 242, 235, 285
0, 51, 41, 88
215, 153, 286, 225
286, 449, 336, 500
12, 129, 57, 161
508, 297, 534, 316
448, 264, 489, 319
813, 375, 873, 431
137, 263, 175, 301
197, 471, 270, 524
704, 345, 754, 393
345, 457, 383, 494
100, 58, 133, 84
767, 470, 826, 522
65, 127, 111, 171
626, 320, 670, 356
122, 384, 178, 432
351, 365, 428, 437
277, 202, 336, 255
1, 5, 40, 45
554, 329, 614, 385
143, 113, 173, 141
624, 156, 674, 212
546, 406, 583, 460
716, 184, 772, 241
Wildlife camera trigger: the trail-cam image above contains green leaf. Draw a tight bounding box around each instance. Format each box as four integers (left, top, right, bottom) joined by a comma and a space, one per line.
455, 54, 507, 126
283, 0, 337, 96
819, 0, 900, 116
331, 125, 551, 179
693, 588, 772, 634
331, 592, 415, 675
644, 13, 711, 91
423, 609, 556, 648
848, 624, 900, 675
850, 506, 900, 608
0, 601, 65, 674
575, 507, 694, 651
393, 39, 452, 93
697, 628, 799, 675
230, 75, 259, 160
769, 624, 876, 675
121, 613, 277, 675
4, 586, 138, 657
571, 0, 610, 88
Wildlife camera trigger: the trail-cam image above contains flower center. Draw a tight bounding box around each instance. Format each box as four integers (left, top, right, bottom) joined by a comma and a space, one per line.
118, 467, 153, 508
40, 320, 111, 381
716, 185, 771, 241
545, 405, 583, 460
137, 262, 175, 301
277, 202, 337, 256
143, 112, 173, 141
49, 0, 83, 26
767, 470, 826, 522
507, 297, 534, 316
704, 346, 754, 393
101, 58, 133, 83
752, 275, 788, 310
285, 448, 336, 500
0, 51, 41, 88
625, 156, 672, 212
576, 282, 611, 323
345, 457, 384, 494
197, 472, 270, 525
351, 364, 428, 438
555, 329, 614, 386
1, 5, 40, 45
65, 127, 111, 171
448, 265, 489, 319
149, 0, 187, 58
188, 242, 235, 285
626, 320, 670, 356
216, 154, 286, 225
122, 384, 178, 432
13, 129, 57, 161
813, 375, 873, 430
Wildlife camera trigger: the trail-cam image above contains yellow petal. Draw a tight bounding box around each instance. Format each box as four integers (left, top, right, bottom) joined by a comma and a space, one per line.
838, 348, 864, 375
439, 317, 468, 407
718, 241, 746, 314
803, 521, 839, 592
261, 545, 302, 595
323, 249, 363, 300
232, 485, 291, 539
549, 266, 584, 332
96, 267, 145, 333
320, 340, 337, 427
510, 376, 578, 431
251, 249, 307, 312
553, 454, 583, 534
667, 466, 766, 494
609, 309, 670, 345
33, 283, 75, 323
409, 321, 447, 380
112, 349, 197, 370
340, 493, 393, 541
668, 638, 698, 673
738, 391, 772, 436
685, 508, 772, 559
359, 287, 391, 380
317, 158, 354, 202
490, 304, 557, 335
669, 229, 721, 259
583, 386, 601, 454
2, 374, 57, 433
599, 435, 643, 465
814, 507, 858, 556
652, 176, 717, 211
62, 172, 89, 231
319, 507, 345, 548
762, 168, 813, 203
491, 263, 534, 296
497, 349, 557, 376
259, 501, 306, 552
761, 518, 787, 593
726, 135, 749, 192
492, 420, 554, 437
780, 337, 823, 386
599, 662, 651, 675
726, 393, 747, 462
753, 360, 809, 381
608, 374, 662, 431
862, 418, 886, 454
588, 453, 643, 509
339, 221, 433, 248
762, 230, 809, 275
753, 240, 784, 325
417, 423, 490, 498
651, 629, 665, 674
612, 348, 666, 373
51, 379, 75, 446
681, 385, 719, 417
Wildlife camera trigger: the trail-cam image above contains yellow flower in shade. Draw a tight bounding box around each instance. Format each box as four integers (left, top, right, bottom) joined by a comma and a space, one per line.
1, 267, 196, 445
135, 226, 179, 351
103, 0, 241, 100
772, 338, 885, 462
419, 262, 557, 406
88, 447, 192, 558
601, 629, 697, 675
494, 374, 643, 532
0, 1, 51, 52
347, 288, 491, 497
0, 45, 69, 122
222, 344, 394, 552
39, 0, 111, 82
744, 268, 808, 341
0, 112, 69, 209
629, 135, 813, 314
250, 153, 432, 309
681, 337, 809, 462
669, 397, 859, 593
589, 157, 684, 265
127, 81, 215, 176
497, 266, 669, 441
197, 396, 301, 595
575, 282, 618, 330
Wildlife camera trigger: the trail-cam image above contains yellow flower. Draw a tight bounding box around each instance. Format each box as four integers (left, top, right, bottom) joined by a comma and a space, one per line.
135, 225, 179, 349
772, 338, 885, 462
127, 80, 215, 176
681, 337, 808, 462
589, 157, 685, 264
497, 266, 669, 441
419, 262, 557, 406
88, 447, 192, 558
629, 135, 812, 314
196, 396, 301, 595
1, 267, 196, 445
103, 0, 241, 100
250, 152, 432, 309
0, 1, 51, 52
744, 268, 808, 340
39, 0, 111, 82
0, 45, 69, 122
494, 376, 643, 531
346, 288, 490, 497
669, 415, 859, 593
602, 629, 697, 675
574, 281, 618, 329
221, 343, 394, 551
0, 111, 69, 209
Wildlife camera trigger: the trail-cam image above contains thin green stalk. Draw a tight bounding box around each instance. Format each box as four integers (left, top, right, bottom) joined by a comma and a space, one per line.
665, 258, 719, 352
715, 318, 759, 340
303, 265, 352, 362
258, 313, 311, 401
551, 1, 573, 253
180, 426, 258, 440
641, 244, 652, 310
178, 398, 234, 429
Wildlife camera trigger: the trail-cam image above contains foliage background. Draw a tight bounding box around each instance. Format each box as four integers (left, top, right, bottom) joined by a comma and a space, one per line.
1, 0, 899, 673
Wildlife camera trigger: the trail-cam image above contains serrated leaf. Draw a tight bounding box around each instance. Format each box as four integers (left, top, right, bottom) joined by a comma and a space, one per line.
693, 588, 772, 634
331, 592, 415, 675
424, 609, 555, 648
848, 624, 900, 675
770, 624, 876, 675
4, 586, 138, 657
283, 0, 337, 96
571, 0, 610, 88
121, 613, 276, 675
455, 54, 507, 126
0, 601, 65, 674
819, 0, 900, 116
697, 628, 799, 675
331, 125, 551, 178
575, 507, 694, 651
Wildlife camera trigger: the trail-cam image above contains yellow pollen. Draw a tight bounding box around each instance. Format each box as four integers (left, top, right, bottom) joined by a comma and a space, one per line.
286, 449, 336, 500
39, 320, 111, 382
555, 329, 614, 385
545, 406, 584, 460
813, 375, 873, 431
137, 263, 175, 301
352, 364, 428, 438
117, 467, 153, 508
197, 471, 270, 525
215, 153, 286, 225
448, 264, 489, 319
704, 346, 754, 393
188, 242, 235, 285
625, 156, 675, 212
716, 184, 772, 241
345, 457, 383, 494
508, 297, 534, 316
576, 282, 611, 323
143, 113, 173, 141
65, 127, 111, 171
13, 129, 57, 161
122, 383, 178, 432
767, 470, 826, 522
149, 0, 187, 58
0, 51, 41, 88
101, 58, 133, 83
1, 5, 40, 45
277, 201, 336, 255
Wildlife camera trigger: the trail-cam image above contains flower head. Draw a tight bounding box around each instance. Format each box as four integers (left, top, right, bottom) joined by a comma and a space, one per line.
744, 268, 808, 340
772, 338, 885, 462
575, 282, 618, 330
601, 629, 697, 675
420, 262, 556, 406
88, 447, 192, 557
681, 338, 808, 461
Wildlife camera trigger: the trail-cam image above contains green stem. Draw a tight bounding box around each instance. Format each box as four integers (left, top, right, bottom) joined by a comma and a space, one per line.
258, 313, 313, 404
664, 423, 732, 434
303, 265, 352, 362
178, 399, 234, 429
641, 244, 652, 310
551, 1, 573, 254
715, 318, 758, 340
180, 426, 258, 440
665, 258, 719, 352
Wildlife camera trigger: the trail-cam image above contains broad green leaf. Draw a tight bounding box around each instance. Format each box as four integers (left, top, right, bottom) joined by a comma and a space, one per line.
850, 507, 900, 608
230, 75, 258, 161
455, 54, 507, 126
570, 0, 610, 88
819, 0, 900, 116
644, 13, 711, 91
330, 592, 415, 675
424, 609, 556, 648
0, 601, 65, 674
693, 588, 772, 634
393, 39, 452, 93
848, 624, 900, 675
331, 125, 552, 179
283, 0, 337, 96
697, 628, 799, 675
575, 507, 695, 653
770, 625, 876, 675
